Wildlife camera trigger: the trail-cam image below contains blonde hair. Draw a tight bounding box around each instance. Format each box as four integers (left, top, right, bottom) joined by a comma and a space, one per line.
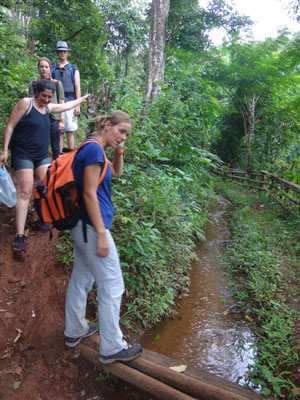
95, 110, 132, 134
37, 57, 52, 78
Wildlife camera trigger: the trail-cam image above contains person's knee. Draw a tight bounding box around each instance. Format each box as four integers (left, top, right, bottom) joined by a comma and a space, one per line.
66, 131, 75, 143
17, 185, 32, 200
65, 131, 75, 149
97, 280, 125, 302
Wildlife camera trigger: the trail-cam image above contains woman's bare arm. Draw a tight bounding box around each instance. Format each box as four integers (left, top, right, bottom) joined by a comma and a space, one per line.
48, 94, 89, 114
83, 162, 109, 257
0, 98, 31, 164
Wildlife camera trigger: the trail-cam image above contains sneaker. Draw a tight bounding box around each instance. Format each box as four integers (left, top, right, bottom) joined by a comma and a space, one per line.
29, 219, 51, 233
65, 324, 98, 348
99, 343, 143, 364
13, 235, 26, 252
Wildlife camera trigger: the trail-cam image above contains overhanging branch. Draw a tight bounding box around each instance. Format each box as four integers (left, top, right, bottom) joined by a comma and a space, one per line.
66, 27, 86, 40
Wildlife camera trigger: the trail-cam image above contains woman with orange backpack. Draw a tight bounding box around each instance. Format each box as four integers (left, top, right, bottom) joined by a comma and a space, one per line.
64, 110, 142, 364
0, 79, 89, 253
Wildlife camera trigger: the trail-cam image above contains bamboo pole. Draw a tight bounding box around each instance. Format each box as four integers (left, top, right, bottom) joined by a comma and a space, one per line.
261, 170, 300, 193
213, 166, 299, 210
229, 175, 265, 184
286, 194, 300, 206
263, 185, 294, 214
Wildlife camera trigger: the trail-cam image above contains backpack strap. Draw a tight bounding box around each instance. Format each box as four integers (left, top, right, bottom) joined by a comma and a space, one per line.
52, 79, 60, 102
75, 138, 108, 242
69, 64, 75, 91
51, 63, 57, 79
76, 138, 108, 183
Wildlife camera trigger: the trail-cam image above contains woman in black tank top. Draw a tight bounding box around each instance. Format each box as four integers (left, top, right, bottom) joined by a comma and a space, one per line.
0, 80, 89, 254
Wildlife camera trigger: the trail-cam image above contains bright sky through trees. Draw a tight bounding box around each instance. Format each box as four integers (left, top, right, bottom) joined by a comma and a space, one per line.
202, 0, 300, 43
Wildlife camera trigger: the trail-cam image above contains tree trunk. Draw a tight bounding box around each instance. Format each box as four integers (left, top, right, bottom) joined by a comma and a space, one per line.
238, 93, 259, 168
144, 0, 170, 108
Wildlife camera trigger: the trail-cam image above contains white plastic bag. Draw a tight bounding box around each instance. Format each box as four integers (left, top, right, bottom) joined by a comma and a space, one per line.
0, 165, 17, 208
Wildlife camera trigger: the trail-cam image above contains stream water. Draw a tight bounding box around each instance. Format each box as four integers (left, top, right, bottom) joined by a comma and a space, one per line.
107, 195, 255, 399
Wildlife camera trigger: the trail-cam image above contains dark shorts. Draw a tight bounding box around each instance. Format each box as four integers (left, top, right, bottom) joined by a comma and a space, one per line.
13, 156, 51, 171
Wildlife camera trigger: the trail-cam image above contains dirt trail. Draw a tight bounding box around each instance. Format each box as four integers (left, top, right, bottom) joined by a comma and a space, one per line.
0, 203, 116, 400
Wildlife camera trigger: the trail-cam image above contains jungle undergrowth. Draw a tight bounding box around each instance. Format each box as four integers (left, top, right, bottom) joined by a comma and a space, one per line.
214, 177, 300, 399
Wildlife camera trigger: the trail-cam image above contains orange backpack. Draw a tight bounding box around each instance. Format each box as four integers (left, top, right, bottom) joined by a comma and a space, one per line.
34, 138, 107, 240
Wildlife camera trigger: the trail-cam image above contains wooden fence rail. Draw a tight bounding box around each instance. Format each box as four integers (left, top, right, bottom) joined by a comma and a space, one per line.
214, 167, 300, 214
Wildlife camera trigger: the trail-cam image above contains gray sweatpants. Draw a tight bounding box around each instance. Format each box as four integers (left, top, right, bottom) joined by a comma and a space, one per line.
64, 220, 128, 356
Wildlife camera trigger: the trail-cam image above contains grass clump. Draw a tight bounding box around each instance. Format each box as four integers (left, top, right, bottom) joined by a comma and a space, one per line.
214, 178, 300, 398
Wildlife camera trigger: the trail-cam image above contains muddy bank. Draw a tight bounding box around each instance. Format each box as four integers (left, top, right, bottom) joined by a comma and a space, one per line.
0, 204, 117, 399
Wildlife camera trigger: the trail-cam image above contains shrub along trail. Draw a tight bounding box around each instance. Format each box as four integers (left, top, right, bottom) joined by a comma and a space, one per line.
214, 178, 300, 399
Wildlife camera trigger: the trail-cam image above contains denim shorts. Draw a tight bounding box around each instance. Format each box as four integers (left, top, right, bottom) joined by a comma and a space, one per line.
13, 156, 51, 171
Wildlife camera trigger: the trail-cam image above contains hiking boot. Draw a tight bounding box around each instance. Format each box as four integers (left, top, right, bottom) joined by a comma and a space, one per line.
29, 219, 51, 233
13, 235, 26, 252
99, 343, 143, 364
65, 324, 98, 347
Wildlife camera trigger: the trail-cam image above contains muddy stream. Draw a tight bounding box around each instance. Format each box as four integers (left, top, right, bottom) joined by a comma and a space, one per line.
109, 195, 255, 399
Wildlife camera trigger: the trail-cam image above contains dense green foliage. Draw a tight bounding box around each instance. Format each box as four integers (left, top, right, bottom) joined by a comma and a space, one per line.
0, 1, 299, 395
215, 178, 299, 398
0, 8, 37, 131
209, 32, 300, 177
167, 0, 251, 51
113, 162, 211, 327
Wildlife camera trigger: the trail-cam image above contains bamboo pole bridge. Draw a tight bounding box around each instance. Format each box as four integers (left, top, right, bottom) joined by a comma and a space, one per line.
77, 335, 275, 400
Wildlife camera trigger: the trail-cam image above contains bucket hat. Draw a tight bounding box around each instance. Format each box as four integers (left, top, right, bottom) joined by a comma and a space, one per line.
56, 41, 69, 51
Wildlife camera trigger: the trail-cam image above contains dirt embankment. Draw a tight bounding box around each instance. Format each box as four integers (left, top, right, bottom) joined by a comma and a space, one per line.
0, 204, 117, 400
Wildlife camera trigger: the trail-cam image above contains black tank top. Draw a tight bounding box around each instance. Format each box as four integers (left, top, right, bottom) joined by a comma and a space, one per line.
12, 101, 50, 161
